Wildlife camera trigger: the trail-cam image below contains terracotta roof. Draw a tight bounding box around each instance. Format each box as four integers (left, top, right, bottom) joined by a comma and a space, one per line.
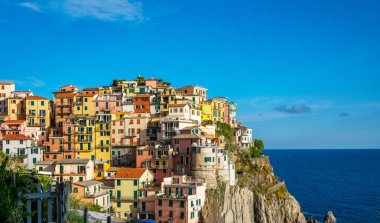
2, 134, 33, 140
77, 93, 95, 97
115, 168, 148, 179
3, 120, 25, 124
26, 96, 48, 100
168, 104, 188, 108
55, 92, 76, 98
235, 125, 247, 130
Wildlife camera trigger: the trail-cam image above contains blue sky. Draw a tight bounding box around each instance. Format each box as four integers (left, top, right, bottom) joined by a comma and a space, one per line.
1, 0, 379, 149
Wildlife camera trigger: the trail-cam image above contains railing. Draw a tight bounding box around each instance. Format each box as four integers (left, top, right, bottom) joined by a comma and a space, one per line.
152, 165, 167, 169
123, 133, 137, 138
110, 195, 138, 201
20, 181, 71, 223
85, 189, 109, 198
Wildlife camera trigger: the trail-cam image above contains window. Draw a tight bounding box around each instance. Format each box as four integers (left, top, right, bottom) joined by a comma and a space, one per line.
20, 140, 23, 144
41, 101, 44, 106
189, 188, 193, 195
79, 177, 83, 182
158, 199, 162, 206
180, 200, 184, 208
158, 210, 162, 217
5, 148, 9, 154
191, 200, 194, 207
117, 202, 121, 207
169, 200, 173, 207
73, 188, 78, 193
191, 212, 195, 219
84, 106, 88, 110
180, 212, 185, 219
33, 158, 37, 164
117, 180, 121, 186
133, 180, 138, 186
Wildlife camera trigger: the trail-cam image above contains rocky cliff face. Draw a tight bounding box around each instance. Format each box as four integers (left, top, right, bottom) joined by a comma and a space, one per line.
202, 156, 307, 223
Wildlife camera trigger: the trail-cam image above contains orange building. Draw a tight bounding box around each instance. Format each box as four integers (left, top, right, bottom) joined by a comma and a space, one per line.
54, 92, 76, 129
133, 94, 151, 113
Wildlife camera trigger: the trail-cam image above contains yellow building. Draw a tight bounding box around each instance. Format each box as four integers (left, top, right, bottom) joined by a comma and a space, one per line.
73, 115, 96, 161
112, 168, 155, 221
210, 98, 225, 123
94, 162, 111, 181
94, 120, 112, 162
74, 93, 96, 116
201, 103, 213, 122
25, 96, 51, 129
98, 86, 113, 95
160, 88, 177, 116
7, 97, 25, 120
7, 91, 33, 120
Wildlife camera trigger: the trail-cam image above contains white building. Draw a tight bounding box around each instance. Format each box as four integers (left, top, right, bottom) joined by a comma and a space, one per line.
235, 125, 254, 149
35, 159, 94, 183
0, 81, 15, 116
161, 116, 194, 140
1, 134, 43, 169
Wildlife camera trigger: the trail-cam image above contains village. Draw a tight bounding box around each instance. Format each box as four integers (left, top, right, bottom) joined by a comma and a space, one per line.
0, 76, 254, 222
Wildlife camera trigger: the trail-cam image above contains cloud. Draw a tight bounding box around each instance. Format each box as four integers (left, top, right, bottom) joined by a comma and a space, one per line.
338, 112, 349, 117
274, 104, 311, 114
26, 77, 46, 87
18, 0, 145, 23
19, 2, 42, 12
62, 0, 144, 22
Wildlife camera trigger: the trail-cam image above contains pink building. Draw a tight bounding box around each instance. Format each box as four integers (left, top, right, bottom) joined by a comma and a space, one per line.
95, 94, 123, 116
0, 120, 26, 137
171, 134, 201, 175
155, 175, 206, 223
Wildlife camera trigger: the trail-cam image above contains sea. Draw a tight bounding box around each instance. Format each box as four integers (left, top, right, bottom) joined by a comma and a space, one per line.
264, 149, 380, 223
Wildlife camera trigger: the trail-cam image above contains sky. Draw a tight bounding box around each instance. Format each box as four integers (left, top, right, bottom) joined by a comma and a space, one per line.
0, 0, 379, 149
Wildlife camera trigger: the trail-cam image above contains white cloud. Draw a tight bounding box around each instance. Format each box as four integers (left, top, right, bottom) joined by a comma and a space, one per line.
26, 77, 46, 87
62, 0, 144, 22
18, 0, 145, 23
19, 2, 42, 12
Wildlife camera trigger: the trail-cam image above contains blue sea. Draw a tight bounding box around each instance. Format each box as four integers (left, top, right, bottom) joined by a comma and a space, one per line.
265, 149, 380, 223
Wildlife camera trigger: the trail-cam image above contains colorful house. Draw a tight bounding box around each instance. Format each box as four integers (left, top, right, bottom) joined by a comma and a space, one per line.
0, 81, 15, 117
25, 96, 52, 129
112, 168, 155, 221
72, 180, 111, 212
155, 175, 206, 223
1, 134, 42, 170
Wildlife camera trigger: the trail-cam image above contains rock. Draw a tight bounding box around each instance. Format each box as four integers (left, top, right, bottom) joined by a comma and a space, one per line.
306, 218, 319, 223
324, 211, 336, 223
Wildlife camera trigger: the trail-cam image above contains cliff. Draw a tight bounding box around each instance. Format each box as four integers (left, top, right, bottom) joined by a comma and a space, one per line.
201, 156, 307, 223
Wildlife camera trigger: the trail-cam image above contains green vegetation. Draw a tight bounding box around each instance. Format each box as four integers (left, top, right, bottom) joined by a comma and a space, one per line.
0, 151, 51, 223
249, 139, 264, 158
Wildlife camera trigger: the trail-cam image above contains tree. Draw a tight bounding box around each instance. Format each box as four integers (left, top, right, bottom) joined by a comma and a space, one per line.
250, 139, 264, 158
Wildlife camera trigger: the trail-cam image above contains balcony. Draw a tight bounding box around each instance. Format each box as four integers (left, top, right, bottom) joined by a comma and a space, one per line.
152, 165, 167, 169
123, 133, 136, 138
85, 189, 109, 198
110, 196, 138, 201
63, 131, 73, 135
75, 131, 93, 135
55, 102, 75, 107
75, 138, 93, 143
153, 155, 169, 160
